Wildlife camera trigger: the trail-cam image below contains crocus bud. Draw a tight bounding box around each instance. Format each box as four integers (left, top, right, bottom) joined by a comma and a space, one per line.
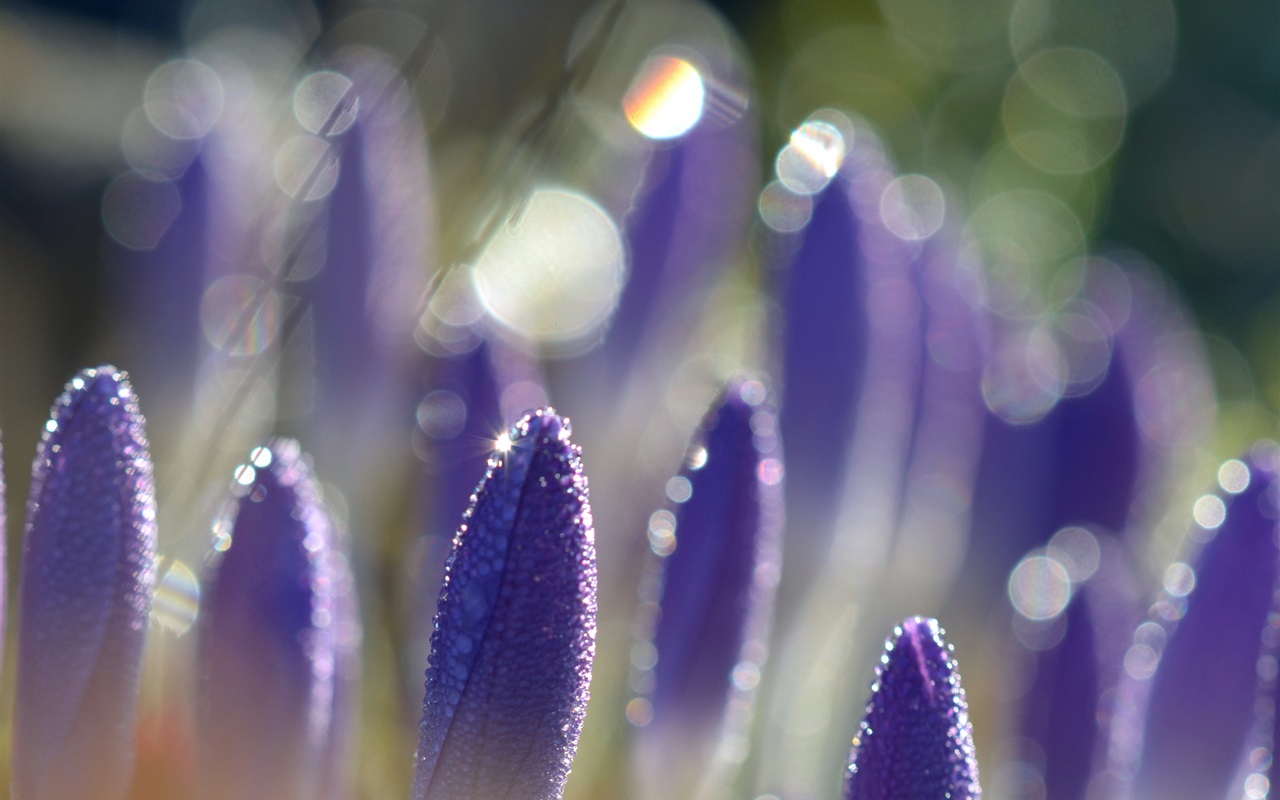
413, 409, 597, 800
1011, 538, 1140, 799
601, 86, 759, 379
196, 439, 360, 800
844, 617, 981, 800
775, 119, 917, 614
1116, 450, 1280, 800
14, 366, 158, 800
407, 339, 543, 707
630, 378, 783, 799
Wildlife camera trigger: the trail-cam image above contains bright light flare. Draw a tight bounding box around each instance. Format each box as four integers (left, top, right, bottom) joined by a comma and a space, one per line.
471, 188, 625, 349
776, 119, 845, 195
624, 55, 706, 140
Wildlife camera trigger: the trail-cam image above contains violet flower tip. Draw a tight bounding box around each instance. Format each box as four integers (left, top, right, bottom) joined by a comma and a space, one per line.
845, 616, 981, 800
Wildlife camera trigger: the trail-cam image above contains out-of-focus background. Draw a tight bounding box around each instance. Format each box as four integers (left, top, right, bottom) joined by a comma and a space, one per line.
5, 0, 1278, 447
0, 0, 1277, 797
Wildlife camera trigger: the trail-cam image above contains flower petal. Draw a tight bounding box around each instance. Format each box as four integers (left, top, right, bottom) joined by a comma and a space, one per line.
1120, 451, 1280, 800
631, 378, 783, 796
14, 366, 158, 800
844, 616, 981, 800
602, 86, 759, 378
413, 408, 597, 800
307, 54, 434, 467
1012, 540, 1140, 799
197, 439, 359, 800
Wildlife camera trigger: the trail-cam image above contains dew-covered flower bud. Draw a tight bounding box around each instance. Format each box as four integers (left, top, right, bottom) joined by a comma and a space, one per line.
14, 365, 158, 800
413, 408, 597, 800
845, 616, 981, 800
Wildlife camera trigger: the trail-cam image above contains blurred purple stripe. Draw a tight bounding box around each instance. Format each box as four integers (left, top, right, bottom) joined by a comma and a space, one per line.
633, 379, 783, 793
1013, 541, 1140, 800
777, 178, 868, 539
776, 125, 921, 607
603, 105, 759, 376
308, 55, 433, 457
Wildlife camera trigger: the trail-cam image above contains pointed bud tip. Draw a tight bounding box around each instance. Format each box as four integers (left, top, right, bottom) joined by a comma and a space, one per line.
511, 407, 573, 449
846, 616, 981, 800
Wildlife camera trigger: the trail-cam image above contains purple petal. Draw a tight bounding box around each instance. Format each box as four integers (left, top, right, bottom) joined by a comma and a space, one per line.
14, 366, 158, 800
967, 338, 1141, 589
775, 124, 918, 602
966, 261, 1212, 602
1012, 541, 1140, 799
1122, 453, 1280, 800
113, 155, 211, 394
306, 55, 434, 463
631, 378, 783, 792
844, 617, 981, 800
197, 439, 360, 800
413, 409, 597, 800
602, 102, 759, 376
777, 176, 868, 545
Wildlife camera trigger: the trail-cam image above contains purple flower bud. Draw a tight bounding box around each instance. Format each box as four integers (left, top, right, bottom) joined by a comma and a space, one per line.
967, 335, 1141, 593
776, 123, 917, 605
965, 259, 1211, 602
631, 378, 783, 796
196, 439, 360, 800
406, 339, 542, 709
602, 102, 759, 377
778, 177, 868, 546
1012, 539, 1140, 799
413, 409, 597, 800
844, 617, 981, 800
14, 366, 158, 800
1118, 452, 1280, 800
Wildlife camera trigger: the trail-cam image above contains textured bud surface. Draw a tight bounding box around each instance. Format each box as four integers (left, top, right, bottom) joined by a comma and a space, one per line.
413, 408, 598, 800
845, 616, 981, 800
14, 365, 158, 800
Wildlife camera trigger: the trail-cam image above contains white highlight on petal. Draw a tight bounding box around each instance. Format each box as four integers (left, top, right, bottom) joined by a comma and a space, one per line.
1192, 494, 1226, 529
776, 120, 846, 195
879, 174, 945, 241
1217, 459, 1251, 494
1008, 554, 1073, 620
294, 71, 358, 136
